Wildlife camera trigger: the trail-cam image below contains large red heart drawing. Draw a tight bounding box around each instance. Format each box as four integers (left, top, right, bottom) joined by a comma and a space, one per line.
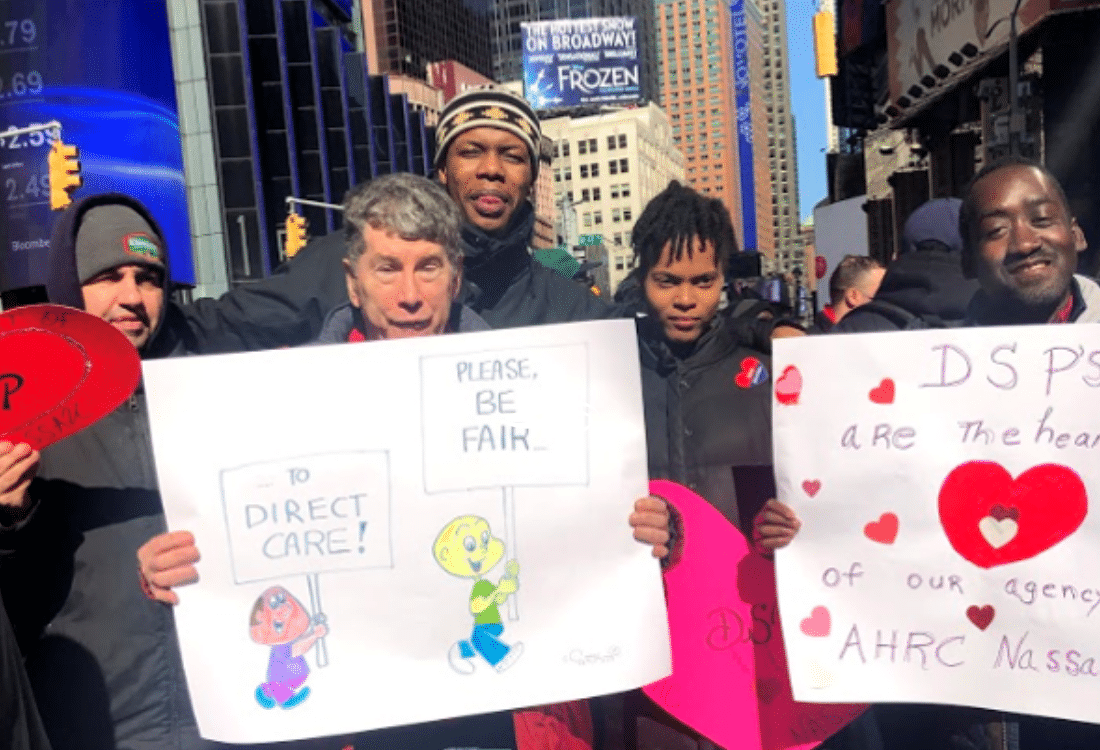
644, 480, 865, 750
938, 461, 1087, 569
0, 305, 140, 450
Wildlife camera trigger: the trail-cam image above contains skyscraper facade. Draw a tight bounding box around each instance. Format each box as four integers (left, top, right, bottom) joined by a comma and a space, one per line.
361, 0, 493, 79
655, 0, 801, 275
489, 0, 658, 104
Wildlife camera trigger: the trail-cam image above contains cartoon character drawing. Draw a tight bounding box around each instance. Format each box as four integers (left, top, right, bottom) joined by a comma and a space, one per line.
433, 515, 524, 674
249, 585, 327, 709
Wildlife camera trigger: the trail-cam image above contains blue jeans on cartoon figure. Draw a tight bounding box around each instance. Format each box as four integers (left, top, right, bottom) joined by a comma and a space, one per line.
459, 623, 510, 666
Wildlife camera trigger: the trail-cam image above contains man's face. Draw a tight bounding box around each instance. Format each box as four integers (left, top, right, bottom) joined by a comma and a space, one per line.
969, 165, 1084, 313
438, 126, 533, 236
344, 224, 460, 340
249, 586, 310, 646
644, 238, 723, 344
81, 264, 165, 349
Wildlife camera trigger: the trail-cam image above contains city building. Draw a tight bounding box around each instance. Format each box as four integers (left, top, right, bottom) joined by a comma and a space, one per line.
488, 0, 659, 106
825, 0, 1100, 271
169, 0, 436, 296
360, 0, 492, 81
541, 102, 685, 293
654, 0, 802, 278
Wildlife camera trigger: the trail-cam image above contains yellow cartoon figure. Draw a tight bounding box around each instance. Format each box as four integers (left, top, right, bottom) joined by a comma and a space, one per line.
433, 514, 523, 674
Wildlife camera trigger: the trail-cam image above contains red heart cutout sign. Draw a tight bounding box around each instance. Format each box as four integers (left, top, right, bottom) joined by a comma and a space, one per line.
644, 480, 865, 750
0, 305, 140, 450
939, 461, 1087, 569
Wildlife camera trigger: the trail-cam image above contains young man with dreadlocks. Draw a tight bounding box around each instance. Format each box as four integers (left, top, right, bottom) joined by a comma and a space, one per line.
618, 181, 775, 749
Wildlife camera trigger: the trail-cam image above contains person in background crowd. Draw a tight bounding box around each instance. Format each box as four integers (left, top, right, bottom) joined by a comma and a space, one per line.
832, 198, 979, 333
814, 255, 885, 332
755, 156, 1100, 750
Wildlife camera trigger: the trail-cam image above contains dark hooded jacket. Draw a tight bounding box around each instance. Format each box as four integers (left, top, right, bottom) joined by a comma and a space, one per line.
0, 194, 207, 750
831, 248, 979, 333
637, 314, 774, 531
181, 201, 609, 353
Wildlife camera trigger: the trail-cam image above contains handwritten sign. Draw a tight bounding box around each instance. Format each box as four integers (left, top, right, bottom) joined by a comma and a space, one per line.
220, 452, 393, 583
773, 326, 1100, 723
419, 343, 588, 492
143, 320, 670, 744
644, 481, 865, 749
0, 304, 139, 449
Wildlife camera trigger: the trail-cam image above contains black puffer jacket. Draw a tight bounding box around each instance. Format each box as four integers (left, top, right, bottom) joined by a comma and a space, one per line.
832, 248, 978, 333
182, 202, 609, 353
1, 194, 206, 750
637, 315, 773, 531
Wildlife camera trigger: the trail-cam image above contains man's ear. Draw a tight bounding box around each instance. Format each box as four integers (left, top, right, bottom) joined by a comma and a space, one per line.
437, 165, 449, 188
843, 286, 863, 310
1072, 219, 1088, 254
343, 258, 359, 308
450, 257, 463, 301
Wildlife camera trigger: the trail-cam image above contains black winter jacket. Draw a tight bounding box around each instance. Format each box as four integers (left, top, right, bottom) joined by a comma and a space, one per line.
1, 194, 207, 750
831, 249, 978, 333
637, 315, 774, 531
181, 202, 609, 353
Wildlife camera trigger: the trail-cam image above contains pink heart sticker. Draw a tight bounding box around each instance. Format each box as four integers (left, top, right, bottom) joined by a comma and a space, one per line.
0, 305, 140, 450
644, 480, 865, 749
801, 480, 821, 498
800, 606, 831, 637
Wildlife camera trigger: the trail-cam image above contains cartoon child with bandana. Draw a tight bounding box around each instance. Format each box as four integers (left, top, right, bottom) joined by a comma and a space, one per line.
249, 585, 327, 708
433, 515, 523, 674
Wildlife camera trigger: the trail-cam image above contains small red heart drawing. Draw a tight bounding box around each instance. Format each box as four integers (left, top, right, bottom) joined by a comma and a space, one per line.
864, 513, 899, 544
801, 480, 821, 498
868, 378, 895, 404
966, 605, 995, 631
800, 606, 831, 637
775, 365, 802, 405
0, 305, 140, 450
939, 461, 1087, 569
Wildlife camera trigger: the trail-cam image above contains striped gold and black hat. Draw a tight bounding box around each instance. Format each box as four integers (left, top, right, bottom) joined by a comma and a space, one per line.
435, 86, 541, 175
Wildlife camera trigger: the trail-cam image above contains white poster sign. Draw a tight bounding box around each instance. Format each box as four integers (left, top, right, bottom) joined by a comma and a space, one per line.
773, 327, 1100, 724
144, 320, 670, 744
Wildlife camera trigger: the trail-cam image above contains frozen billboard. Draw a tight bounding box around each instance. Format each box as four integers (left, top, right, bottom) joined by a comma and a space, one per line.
522, 17, 640, 110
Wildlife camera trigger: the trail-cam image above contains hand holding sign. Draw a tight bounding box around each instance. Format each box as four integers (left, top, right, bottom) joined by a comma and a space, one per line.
0, 304, 140, 450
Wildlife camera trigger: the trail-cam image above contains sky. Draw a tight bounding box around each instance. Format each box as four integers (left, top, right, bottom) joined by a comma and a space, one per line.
784, 0, 829, 223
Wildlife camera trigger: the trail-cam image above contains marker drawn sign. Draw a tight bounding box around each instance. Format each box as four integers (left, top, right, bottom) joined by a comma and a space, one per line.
419, 343, 589, 492
773, 326, 1100, 725
0, 304, 139, 449
220, 451, 393, 583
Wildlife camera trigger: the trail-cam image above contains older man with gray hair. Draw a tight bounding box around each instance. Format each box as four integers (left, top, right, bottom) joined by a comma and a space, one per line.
316, 172, 488, 343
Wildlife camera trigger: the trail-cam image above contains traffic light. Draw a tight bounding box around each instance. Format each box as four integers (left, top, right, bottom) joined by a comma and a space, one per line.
48, 139, 81, 211
284, 211, 308, 258
813, 10, 838, 78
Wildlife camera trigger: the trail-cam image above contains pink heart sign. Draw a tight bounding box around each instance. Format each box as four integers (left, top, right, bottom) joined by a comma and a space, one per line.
0, 304, 140, 450
644, 480, 866, 750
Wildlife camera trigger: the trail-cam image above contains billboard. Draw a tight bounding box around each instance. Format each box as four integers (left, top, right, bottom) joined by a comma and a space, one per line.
730, 0, 758, 253
0, 0, 192, 293
522, 17, 640, 110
